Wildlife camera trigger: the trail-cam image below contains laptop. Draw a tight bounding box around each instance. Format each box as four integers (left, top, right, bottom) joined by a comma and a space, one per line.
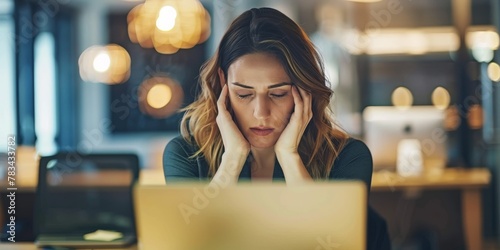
34, 153, 139, 248
134, 182, 367, 250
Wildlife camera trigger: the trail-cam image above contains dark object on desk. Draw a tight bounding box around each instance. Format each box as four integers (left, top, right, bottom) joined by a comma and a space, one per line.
34, 153, 139, 248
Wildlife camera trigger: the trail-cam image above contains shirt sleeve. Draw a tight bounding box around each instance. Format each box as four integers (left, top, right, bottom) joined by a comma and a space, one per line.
330, 138, 373, 192
162, 136, 200, 182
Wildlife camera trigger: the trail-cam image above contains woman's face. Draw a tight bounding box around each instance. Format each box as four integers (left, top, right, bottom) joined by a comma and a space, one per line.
224, 53, 295, 149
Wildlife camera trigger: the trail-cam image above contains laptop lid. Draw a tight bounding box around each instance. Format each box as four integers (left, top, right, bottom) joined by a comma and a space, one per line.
134, 182, 366, 250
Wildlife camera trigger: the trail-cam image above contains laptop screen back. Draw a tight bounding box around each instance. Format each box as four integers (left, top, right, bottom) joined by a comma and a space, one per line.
134, 182, 366, 250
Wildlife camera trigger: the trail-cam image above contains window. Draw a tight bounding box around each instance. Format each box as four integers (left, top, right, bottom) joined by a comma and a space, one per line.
0, 0, 15, 152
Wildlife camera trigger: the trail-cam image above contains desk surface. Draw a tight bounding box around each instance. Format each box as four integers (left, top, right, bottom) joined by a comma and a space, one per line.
371, 168, 491, 191
0, 242, 137, 250
0, 165, 491, 191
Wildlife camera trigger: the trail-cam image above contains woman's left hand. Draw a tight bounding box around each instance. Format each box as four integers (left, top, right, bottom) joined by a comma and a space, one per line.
274, 85, 313, 156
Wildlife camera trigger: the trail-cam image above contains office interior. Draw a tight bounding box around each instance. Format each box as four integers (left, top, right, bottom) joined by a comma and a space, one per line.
0, 0, 499, 249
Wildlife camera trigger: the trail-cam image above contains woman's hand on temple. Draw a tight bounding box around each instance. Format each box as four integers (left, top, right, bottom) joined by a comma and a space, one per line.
211, 84, 250, 186
216, 84, 251, 156
274, 86, 313, 183
274, 86, 312, 156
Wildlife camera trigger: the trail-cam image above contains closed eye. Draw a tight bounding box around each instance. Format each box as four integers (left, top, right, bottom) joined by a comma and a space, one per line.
237, 94, 252, 99
271, 93, 288, 98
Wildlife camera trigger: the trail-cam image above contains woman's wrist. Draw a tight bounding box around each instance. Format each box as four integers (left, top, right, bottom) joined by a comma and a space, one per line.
276, 151, 313, 184
275, 150, 299, 162
210, 151, 248, 186
221, 151, 248, 171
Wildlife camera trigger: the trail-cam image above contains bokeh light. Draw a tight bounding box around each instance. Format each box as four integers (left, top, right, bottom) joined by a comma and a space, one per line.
467, 30, 499, 51
467, 104, 483, 129
391, 87, 413, 109
138, 76, 184, 118
147, 84, 172, 109
93, 52, 111, 73
444, 106, 460, 131
79, 44, 131, 84
156, 6, 177, 31
487, 62, 500, 82
431, 87, 451, 110
127, 0, 211, 54
467, 30, 499, 63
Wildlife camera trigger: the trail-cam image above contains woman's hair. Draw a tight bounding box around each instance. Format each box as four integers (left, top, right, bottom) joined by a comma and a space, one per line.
180, 7, 348, 179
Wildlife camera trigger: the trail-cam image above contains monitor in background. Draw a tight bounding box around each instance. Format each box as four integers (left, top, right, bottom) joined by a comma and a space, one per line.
362, 106, 448, 171
134, 182, 367, 250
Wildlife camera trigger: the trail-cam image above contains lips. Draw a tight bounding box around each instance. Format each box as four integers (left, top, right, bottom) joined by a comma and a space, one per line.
250, 127, 274, 136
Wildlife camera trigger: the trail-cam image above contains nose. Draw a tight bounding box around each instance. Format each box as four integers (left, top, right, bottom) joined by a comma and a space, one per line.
253, 96, 271, 120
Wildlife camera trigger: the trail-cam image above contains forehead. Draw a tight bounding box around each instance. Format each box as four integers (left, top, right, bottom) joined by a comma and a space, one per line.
227, 53, 290, 86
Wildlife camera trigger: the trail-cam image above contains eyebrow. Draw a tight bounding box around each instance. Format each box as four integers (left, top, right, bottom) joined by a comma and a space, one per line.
231, 82, 292, 89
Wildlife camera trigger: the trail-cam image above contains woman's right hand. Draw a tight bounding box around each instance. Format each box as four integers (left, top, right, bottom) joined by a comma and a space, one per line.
216, 84, 251, 156
211, 84, 250, 186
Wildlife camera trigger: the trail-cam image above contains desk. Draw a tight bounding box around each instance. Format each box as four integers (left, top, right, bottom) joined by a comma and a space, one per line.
0, 242, 137, 250
0, 167, 492, 250
372, 168, 491, 250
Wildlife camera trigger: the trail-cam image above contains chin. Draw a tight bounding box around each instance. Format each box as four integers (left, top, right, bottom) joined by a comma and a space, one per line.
247, 136, 278, 149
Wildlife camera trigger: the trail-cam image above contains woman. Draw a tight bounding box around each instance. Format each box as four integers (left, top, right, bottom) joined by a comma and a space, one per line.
163, 7, 390, 249
164, 7, 372, 187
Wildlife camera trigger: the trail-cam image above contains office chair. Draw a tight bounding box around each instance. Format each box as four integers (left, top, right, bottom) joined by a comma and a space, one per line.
34, 152, 140, 247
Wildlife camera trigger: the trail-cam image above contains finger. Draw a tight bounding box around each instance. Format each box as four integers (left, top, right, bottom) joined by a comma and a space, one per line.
217, 84, 228, 114
297, 87, 312, 120
292, 86, 303, 116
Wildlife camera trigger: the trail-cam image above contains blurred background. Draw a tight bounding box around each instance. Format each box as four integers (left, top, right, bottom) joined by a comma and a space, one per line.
0, 0, 499, 249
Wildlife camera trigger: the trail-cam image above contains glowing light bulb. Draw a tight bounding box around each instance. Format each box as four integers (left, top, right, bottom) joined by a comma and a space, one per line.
156, 6, 177, 31
147, 84, 172, 109
93, 52, 111, 73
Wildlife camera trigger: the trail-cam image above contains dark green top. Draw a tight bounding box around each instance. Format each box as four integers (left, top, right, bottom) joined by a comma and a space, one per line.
163, 135, 373, 191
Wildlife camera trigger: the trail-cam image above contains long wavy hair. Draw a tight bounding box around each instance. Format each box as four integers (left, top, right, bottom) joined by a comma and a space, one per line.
180, 7, 348, 179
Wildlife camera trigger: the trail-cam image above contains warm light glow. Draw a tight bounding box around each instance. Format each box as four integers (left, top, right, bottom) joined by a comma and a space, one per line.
93, 52, 111, 72
467, 28, 499, 62
467, 104, 483, 129
432, 87, 451, 110
467, 30, 499, 50
138, 76, 184, 118
79, 44, 131, 84
156, 6, 177, 31
406, 32, 428, 55
128, 0, 210, 54
127, 4, 143, 43
444, 106, 460, 131
488, 62, 500, 82
343, 26, 497, 55
147, 84, 172, 109
391, 87, 413, 109
361, 27, 459, 55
